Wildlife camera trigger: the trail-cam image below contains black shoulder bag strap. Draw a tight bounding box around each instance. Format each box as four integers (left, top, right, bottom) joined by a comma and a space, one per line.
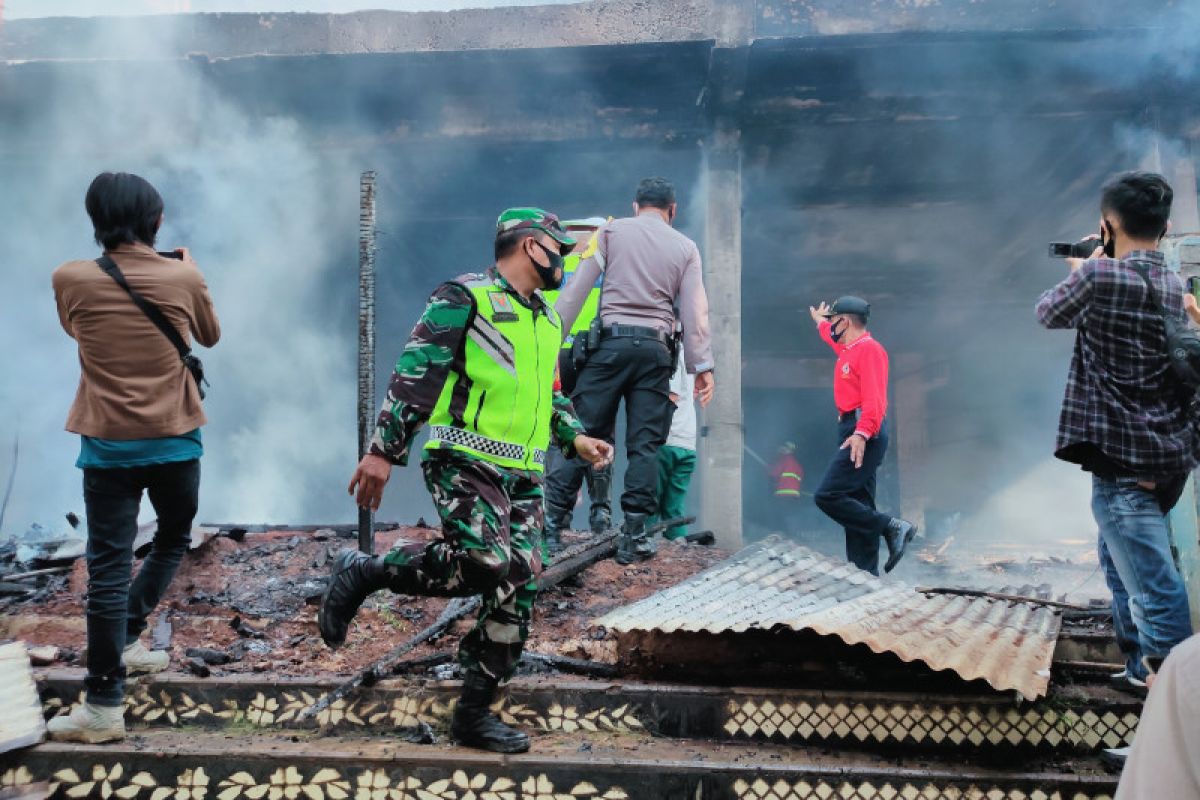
95, 255, 208, 399
1130, 262, 1168, 315
1130, 261, 1200, 394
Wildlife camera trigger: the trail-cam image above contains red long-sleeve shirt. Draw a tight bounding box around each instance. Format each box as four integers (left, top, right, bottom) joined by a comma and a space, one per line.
817, 320, 889, 439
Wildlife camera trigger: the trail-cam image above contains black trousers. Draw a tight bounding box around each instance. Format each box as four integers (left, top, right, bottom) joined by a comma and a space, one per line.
813, 418, 891, 575
543, 448, 612, 524
545, 349, 613, 523
564, 335, 673, 518
82, 460, 200, 705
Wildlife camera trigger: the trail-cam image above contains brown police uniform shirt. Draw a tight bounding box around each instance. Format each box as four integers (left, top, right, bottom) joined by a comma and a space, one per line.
52, 241, 221, 440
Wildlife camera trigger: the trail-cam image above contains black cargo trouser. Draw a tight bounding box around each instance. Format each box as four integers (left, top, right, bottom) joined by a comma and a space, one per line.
567, 335, 674, 519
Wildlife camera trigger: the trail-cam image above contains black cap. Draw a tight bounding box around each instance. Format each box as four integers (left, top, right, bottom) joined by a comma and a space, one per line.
823, 296, 871, 320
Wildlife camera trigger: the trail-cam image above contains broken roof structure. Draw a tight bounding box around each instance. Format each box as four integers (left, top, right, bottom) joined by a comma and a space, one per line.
597, 537, 1062, 699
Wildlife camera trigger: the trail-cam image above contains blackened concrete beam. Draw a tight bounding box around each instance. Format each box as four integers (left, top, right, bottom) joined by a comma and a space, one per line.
2, 0, 1187, 63
756, 0, 1184, 37
0, 0, 740, 62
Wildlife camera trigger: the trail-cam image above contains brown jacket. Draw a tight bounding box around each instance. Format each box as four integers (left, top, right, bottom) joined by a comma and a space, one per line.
53, 242, 221, 439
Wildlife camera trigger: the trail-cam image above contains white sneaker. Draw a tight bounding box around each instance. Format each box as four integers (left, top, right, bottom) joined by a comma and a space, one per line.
46, 702, 126, 743
123, 640, 170, 675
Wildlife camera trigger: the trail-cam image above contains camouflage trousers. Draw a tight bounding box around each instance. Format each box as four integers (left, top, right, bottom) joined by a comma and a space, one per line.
382, 452, 544, 682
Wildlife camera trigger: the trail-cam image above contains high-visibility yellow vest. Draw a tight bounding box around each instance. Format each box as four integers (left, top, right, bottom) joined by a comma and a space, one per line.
425, 274, 562, 472
543, 232, 602, 350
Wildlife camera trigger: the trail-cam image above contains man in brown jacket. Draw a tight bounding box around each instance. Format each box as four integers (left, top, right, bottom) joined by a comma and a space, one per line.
48, 172, 220, 743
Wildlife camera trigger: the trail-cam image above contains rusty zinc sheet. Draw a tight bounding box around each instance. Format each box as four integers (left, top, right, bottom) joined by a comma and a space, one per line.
595, 537, 1061, 699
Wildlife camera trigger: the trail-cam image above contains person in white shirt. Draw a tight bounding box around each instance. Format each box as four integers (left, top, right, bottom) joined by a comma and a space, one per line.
1109, 633, 1200, 797
651, 358, 697, 540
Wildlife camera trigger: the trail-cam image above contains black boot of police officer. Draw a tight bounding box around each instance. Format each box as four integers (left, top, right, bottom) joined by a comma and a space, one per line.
615, 513, 656, 565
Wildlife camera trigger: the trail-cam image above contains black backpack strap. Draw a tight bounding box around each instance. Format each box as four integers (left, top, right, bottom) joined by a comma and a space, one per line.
95, 255, 193, 360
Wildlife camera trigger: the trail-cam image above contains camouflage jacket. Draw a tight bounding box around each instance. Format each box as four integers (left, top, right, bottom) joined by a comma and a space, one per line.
368, 268, 586, 469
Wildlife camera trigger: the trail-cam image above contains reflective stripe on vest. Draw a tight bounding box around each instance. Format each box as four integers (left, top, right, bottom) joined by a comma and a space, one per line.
425, 275, 561, 472
776, 470, 802, 496
428, 426, 546, 467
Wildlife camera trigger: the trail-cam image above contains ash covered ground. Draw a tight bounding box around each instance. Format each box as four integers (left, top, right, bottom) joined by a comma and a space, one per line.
0, 526, 729, 677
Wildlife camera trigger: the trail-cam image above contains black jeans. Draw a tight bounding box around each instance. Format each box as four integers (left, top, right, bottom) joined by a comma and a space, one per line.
813, 418, 891, 575
82, 459, 200, 705
565, 335, 673, 518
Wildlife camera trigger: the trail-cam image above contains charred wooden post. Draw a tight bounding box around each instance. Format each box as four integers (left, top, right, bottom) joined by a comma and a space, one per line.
357, 171, 378, 555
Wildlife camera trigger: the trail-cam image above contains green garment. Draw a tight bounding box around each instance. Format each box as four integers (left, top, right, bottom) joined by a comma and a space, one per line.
651, 444, 697, 540
424, 274, 562, 472
368, 268, 585, 473
382, 452, 543, 681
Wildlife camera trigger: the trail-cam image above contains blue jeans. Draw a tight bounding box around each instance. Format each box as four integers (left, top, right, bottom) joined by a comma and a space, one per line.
1092, 474, 1193, 681
814, 417, 891, 575
82, 460, 200, 705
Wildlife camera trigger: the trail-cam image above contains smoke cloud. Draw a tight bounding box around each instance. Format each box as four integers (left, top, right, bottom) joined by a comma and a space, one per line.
739, 9, 1200, 579
0, 22, 375, 530
1, 2, 1198, 595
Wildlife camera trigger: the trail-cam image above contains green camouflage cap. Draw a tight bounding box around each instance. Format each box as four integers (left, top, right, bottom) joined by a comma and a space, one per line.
496, 208, 577, 254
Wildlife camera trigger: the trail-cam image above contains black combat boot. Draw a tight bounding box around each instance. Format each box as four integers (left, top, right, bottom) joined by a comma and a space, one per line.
882, 518, 918, 573
587, 467, 613, 536
318, 549, 390, 648
450, 671, 530, 753
588, 505, 612, 537
543, 503, 571, 556
615, 513, 656, 565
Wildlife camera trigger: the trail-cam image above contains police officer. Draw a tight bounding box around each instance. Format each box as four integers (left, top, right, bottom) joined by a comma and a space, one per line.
808, 296, 916, 575
320, 209, 613, 753
554, 178, 715, 565
541, 221, 614, 550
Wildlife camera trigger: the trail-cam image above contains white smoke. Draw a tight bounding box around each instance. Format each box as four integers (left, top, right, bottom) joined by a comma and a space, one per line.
0, 24, 367, 530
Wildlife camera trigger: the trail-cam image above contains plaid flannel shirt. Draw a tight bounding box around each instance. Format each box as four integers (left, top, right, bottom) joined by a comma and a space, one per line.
1036, 250, 1199, 478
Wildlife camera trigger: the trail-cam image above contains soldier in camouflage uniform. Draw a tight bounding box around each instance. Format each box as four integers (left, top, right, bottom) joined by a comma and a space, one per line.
319, 208, 613, 754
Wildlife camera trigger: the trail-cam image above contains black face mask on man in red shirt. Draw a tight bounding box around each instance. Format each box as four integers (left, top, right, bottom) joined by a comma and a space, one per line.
829, 317, 849, 343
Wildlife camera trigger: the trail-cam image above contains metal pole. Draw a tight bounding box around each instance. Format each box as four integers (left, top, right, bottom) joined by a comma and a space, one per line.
357, 171, 377, 554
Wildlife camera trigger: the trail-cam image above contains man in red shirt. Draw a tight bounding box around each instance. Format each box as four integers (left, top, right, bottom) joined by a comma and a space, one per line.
808, 296, 916, 574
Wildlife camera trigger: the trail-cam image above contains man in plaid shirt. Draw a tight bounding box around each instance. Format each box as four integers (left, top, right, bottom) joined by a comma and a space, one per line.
1037, 171, 1196, 700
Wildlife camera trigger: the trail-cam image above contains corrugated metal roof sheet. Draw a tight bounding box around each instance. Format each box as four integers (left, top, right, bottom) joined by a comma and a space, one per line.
595, 537, 1061, 700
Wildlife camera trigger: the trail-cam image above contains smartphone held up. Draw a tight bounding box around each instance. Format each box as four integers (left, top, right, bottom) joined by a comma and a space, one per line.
1048, 240, 1102, 259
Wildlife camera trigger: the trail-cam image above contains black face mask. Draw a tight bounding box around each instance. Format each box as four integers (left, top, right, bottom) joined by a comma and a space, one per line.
530, 239, 564, 290
1100, 221, 1117, 258
829, 318, 848, 342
